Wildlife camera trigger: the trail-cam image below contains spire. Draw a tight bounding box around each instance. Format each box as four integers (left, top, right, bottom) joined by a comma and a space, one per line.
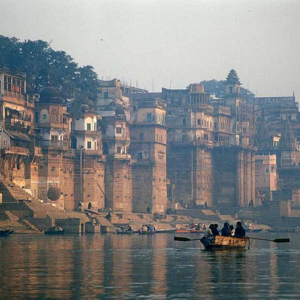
226, 69, 241, 85
255, 108, 271, 151
279, 117, 297, 151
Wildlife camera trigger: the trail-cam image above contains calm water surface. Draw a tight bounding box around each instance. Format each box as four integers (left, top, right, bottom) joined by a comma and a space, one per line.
0, 232, 299, 299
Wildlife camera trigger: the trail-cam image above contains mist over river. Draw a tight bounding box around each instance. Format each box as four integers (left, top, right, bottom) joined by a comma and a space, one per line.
0, 232, 299, 299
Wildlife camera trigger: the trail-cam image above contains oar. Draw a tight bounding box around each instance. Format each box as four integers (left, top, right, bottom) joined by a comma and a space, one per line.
248, 237, 290, 243
174, 236, 201, 242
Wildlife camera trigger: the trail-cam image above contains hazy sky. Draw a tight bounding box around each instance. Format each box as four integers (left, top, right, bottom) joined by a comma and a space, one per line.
1, 0, 300, 98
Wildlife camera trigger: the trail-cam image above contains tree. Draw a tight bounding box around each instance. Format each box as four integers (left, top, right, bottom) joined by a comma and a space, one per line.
0, 35, 100, 102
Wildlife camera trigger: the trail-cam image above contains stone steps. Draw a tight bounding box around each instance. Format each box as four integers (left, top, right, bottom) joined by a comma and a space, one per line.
21, 219, 42, 232
0, 181, 32, 202
5, 211, 19, 222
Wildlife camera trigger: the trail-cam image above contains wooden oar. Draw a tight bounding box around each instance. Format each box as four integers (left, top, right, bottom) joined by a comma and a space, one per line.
248, 237, 290, 243
174, 236, 201, 242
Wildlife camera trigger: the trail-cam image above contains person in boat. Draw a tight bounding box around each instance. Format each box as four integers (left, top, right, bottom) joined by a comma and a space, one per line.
205, 224, 215, 238
142, 224, 148, 232
117, 226, 123, 233
201, 224, 215, 244
212, 224, 219, 236
195, 223, 202, 230
127, 225, 132, 232
221, 222, 230, 237
235, 221, 246, 238
229, 225, 235, 237
88, 202, 92, 209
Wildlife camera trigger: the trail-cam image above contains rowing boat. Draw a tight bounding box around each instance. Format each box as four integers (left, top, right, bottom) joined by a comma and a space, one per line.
200, 235, 250, 250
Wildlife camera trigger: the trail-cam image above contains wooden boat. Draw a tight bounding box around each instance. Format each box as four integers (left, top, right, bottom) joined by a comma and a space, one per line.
44, 226, 65, 235
139, 230, 155, 234
0, 229, 14, 237
200, 235, 250, 250
155, 229, 177, 233
116, 230, 136, 235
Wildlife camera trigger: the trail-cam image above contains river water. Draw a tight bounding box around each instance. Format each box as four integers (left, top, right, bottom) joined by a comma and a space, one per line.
0, 232, 299, 299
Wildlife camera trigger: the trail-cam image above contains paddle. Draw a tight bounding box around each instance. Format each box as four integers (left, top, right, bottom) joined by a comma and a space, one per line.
174, 236, 201, 242
174, 236, 290, 243
248, 237, 290, 243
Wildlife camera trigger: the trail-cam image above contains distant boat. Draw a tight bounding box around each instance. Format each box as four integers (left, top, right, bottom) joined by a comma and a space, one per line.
44, 226, 65, 235
0, 229, 14, 237
139, 230, 155, 235
200, 235, 250, 251
155, 229, 177, 233
116, 230, 136, 235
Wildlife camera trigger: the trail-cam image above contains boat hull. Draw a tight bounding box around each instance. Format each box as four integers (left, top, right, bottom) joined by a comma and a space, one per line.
116, 231, 136, 235
139, 230, 155, 234
0, 230, 14, 237
201, 235, 249, 250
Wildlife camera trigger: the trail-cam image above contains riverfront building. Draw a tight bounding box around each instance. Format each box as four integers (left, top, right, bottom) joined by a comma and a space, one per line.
1, 68, 300, 221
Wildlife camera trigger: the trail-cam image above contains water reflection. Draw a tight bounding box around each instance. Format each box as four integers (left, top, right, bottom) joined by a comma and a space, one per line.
0, 233, 299, 299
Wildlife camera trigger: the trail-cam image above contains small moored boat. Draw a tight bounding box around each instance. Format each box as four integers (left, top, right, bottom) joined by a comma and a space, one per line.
116, 230, 136, 235
44, 226, 65, 235
139, 230, 155, 234
0, 229, 14, 237
200, 235, 250, 251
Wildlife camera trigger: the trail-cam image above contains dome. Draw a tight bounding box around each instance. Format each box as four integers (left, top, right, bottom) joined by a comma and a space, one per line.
39, 86, 64, 104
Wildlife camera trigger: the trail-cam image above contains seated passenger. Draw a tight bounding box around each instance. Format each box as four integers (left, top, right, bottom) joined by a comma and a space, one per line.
221, 222, 230, 237
212, 224, 219, 236
205, 224, 215, 239
235, 221, 246, 238
229, 225, 235, 237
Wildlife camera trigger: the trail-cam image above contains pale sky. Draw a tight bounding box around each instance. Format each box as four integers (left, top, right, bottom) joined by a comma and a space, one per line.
1, 0, 300, 98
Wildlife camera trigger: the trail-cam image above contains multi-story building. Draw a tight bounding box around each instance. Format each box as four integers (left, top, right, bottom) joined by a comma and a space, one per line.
130, 96, 167, 213
71, 96, 106, 211
97, 80, 132, 212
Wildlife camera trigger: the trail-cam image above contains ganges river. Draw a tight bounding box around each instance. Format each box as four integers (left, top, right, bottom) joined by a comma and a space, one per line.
0, 232, 300, 299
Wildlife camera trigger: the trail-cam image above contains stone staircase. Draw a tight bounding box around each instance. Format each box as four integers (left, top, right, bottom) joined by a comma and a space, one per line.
3, 211, 36, 233
0, 181, 32, 202
21, 219, 42, 233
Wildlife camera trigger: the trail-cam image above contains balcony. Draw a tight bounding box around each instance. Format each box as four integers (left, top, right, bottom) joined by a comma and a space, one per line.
3, 146, 29, 156
76, 149, 103, 157
41, 140, 70, 150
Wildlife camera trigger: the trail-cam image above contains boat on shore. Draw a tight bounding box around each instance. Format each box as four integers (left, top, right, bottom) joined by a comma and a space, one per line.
200, 235, 250, 251
0, 229, 14, 237
44, 226, 65, 235
116, 230, 136, 235
139, 230, 155, 234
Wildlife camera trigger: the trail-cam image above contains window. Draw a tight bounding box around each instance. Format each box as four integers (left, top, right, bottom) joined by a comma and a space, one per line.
197, 119, 201, 125
87, 123, 91, 130
229, 87, 233, 94
116, 127, 122, 134
139, 133, 144, 141
104, 92, 108, 99
87, 141, 92, 149
51, 135, 58, 141
117, 147, 121, 154
183, 119, 186, 126
42, 114, 47, 120
52, 115, 57, 122
147, 113, 151, 122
